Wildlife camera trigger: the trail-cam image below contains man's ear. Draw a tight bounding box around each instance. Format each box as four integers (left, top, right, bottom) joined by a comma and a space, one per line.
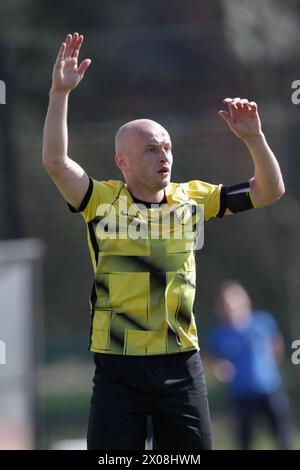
115, 153, 127, 172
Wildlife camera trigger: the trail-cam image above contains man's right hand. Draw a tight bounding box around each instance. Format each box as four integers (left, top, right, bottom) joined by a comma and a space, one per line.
52, 32, 91, 93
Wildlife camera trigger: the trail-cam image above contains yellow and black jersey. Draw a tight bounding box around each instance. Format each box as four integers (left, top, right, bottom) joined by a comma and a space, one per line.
69, 178, 223, 356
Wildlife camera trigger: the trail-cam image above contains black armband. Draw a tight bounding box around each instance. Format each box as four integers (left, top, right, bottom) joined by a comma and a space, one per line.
217, 182, 254, 217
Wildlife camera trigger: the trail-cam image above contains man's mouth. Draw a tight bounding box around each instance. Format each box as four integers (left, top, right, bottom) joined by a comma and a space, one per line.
158, 168, 170, 175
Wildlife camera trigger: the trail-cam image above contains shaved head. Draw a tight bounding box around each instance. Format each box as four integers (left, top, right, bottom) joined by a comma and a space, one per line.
115, 119, 169, 155
114, 118, 173, 202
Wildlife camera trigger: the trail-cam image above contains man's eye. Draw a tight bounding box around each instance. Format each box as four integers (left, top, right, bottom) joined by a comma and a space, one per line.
149, 147, 157, 152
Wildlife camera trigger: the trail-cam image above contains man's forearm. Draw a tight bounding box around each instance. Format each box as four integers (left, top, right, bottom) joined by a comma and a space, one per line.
42, 88, 70, 170
41, 33, 91, 209
244, 133, 285, 206
219, 98, 285, 207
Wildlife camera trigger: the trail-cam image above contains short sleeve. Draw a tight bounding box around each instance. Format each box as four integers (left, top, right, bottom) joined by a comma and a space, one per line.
184, 180, 223, 222
67, 178, 122, 222
256, 311, 279, 337
67, 177, 102, 222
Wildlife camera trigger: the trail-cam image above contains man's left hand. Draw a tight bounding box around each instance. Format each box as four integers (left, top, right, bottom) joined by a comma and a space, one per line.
219, 97, 262, 142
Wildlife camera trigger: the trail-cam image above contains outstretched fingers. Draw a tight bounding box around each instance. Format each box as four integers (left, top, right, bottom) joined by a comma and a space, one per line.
56, 41, 66, 63
54, 33, 91, 82
63, 34, 72, 58
69, 32, 80, 58
61, 33, 86, 62
77, 58, 92, 77
65, 33, 79, 58
72, 35, 84, 59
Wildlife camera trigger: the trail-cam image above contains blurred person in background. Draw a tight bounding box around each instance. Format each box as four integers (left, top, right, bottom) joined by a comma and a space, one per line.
207, 280, 293, 449
42, 33, 285, 450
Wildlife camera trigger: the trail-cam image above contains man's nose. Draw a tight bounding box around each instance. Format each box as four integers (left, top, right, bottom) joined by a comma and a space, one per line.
159, 148, 169, 162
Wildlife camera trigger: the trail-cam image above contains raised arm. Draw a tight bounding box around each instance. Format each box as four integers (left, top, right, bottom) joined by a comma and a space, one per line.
42, 33, 92, 209
219, 98, 285, 214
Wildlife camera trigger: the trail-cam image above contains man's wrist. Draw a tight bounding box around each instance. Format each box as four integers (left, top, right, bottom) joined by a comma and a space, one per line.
49, 87, 70, 98
243, 132, 265, 148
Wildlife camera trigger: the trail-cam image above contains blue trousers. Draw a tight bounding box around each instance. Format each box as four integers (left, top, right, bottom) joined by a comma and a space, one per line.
234, 389, 293, 449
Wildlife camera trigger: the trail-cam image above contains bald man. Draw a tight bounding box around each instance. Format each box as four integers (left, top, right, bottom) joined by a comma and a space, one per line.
43, 34, 285, 450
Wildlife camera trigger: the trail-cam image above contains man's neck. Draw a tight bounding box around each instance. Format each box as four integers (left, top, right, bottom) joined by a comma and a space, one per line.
126, 183, 166, 204
131, 193, 167, 208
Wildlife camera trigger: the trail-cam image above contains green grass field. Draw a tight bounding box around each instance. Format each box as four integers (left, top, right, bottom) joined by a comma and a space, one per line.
39, 390, 300, 450
38, 360, 300, 450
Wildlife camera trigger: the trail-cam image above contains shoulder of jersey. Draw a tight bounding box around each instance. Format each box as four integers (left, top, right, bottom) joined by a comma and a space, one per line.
169, 181, 191, 201
93, 179, 124, 203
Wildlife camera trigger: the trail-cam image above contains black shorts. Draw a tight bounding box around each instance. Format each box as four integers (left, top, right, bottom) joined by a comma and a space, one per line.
87, 350, 212, 450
